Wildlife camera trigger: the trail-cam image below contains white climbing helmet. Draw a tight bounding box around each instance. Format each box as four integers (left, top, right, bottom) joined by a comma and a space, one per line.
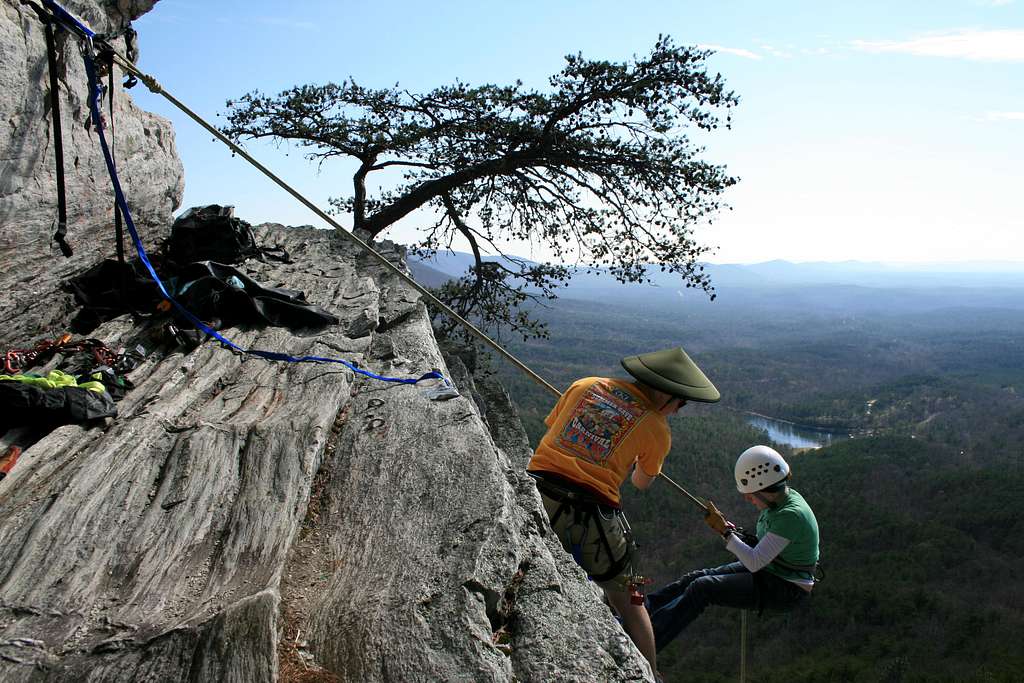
734, 445, 790, 494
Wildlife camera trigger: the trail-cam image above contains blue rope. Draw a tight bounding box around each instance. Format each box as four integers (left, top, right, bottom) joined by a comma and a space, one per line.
41, 0, 94, 40
72, 38, 442, 388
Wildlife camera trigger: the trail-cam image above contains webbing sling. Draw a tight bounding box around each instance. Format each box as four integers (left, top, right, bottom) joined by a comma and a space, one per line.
102, 48, 126, 268
95, 46, 129, 304
43, 18, 71, 257
24, 0, 129, 259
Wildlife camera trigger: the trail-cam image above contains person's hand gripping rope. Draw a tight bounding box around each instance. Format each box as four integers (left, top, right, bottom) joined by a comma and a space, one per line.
702, 500, 734, 537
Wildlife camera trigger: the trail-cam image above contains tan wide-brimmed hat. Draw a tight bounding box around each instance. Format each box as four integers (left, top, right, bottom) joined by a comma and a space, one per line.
621, 347, 720, 403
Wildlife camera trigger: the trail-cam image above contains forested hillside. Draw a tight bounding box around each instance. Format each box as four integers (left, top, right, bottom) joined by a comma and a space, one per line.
491, 283, 1024, 682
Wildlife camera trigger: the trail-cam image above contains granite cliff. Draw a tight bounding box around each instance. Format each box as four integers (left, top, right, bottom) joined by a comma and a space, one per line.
0, 1, 653, 681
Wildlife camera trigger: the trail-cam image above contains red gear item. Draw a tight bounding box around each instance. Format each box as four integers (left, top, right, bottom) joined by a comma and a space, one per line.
0, 446, 22, 480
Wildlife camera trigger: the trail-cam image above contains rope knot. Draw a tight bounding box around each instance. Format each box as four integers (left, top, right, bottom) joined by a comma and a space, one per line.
139, 73, 162, 94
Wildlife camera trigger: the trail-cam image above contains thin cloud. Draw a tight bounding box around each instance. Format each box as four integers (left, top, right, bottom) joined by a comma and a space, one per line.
758, 44, 793, 58
974, 0, 1014, 6
698, 44, 762, 60
852, 29, 1024, 62
985, 111, 1024, 121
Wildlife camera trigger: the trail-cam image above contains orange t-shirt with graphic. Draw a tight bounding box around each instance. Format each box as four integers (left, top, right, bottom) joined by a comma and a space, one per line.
527, 377, 671, 507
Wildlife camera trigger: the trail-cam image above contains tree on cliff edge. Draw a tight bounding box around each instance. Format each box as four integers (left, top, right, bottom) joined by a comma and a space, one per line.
221, 36, 738, 340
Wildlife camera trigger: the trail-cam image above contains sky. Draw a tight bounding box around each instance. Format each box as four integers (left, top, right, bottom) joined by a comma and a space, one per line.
129, 0, 1024, 265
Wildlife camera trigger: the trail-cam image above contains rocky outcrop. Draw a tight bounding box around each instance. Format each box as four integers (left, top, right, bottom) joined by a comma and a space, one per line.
0, 227, 653, 682
0, 2, 654, 681
0, 0, 183, 349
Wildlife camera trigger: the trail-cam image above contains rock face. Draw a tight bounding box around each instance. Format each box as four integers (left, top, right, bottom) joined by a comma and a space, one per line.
0, 3, 654, 682
0, 0, 183, 348
0, 227, 653, 682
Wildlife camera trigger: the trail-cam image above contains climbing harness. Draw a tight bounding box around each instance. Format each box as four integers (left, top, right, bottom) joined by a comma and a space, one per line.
530, 472, 634, 583
770, 555, 824, 583
534, 472, 654, 603
730, 525, 824, 583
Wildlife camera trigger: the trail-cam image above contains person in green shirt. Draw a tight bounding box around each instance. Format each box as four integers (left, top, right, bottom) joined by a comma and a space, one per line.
646, 445, 819, 652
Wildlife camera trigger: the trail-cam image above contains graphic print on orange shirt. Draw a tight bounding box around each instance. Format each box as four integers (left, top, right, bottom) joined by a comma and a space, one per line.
556, 383, 647, 466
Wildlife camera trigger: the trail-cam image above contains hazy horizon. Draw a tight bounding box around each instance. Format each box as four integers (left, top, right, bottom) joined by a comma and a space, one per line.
410, 248, 1024, 272
134, 1, 1024, 265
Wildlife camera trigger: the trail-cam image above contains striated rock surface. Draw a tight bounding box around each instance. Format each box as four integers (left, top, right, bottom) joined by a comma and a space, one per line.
0, 0, 183, 349
0, 2, 654, 681
0, 227, 653, 682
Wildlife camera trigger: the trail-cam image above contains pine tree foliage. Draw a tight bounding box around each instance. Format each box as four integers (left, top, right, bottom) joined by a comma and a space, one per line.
222, 36, 738, 339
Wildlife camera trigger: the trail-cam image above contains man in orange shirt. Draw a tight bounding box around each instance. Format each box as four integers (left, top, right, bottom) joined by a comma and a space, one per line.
528, 347, 720, 679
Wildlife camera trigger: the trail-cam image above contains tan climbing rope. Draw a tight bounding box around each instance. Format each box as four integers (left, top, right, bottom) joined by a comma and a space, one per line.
109, 53, 560, 401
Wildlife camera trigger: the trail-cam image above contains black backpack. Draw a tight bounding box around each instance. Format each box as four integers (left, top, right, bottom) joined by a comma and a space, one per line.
166, 205, 272, 265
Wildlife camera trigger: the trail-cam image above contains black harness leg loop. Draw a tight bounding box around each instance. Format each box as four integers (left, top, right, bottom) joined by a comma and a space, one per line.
106, 50, 125, 268
549, 499, 569, 528
589, 508, 633, 583
44, 19, 72, 258
531, 472, 632, 583
102, 47, 130, 305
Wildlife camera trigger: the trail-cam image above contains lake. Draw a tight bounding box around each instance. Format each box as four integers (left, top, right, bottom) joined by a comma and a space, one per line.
745, 413, 850, 450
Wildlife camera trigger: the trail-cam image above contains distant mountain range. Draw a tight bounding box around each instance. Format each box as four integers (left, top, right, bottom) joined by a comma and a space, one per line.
408, 251, 1024, 313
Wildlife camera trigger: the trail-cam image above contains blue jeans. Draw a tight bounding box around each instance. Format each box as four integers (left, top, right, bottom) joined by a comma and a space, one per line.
646, 562, 807, 651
